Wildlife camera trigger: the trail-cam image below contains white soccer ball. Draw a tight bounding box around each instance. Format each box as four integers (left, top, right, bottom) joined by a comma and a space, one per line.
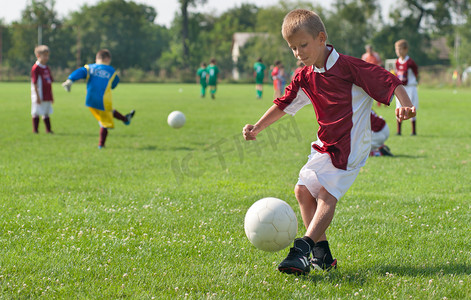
167, 111, 186, 129
244, 197, 298, 252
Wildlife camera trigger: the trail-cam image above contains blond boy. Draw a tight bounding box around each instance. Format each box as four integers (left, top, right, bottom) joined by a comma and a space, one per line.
243, 9, 415, 275
395, 39, 419, 135
31, 45, 54, 133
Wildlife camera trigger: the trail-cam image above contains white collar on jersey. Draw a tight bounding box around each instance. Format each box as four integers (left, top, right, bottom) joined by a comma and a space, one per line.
313, 45, 339, 73
35, 61, 47, 68
398, 55, 410, 64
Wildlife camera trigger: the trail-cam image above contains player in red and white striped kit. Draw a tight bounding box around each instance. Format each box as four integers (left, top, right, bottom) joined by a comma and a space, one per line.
243, 9, 416, 276
395, 39, 419, 136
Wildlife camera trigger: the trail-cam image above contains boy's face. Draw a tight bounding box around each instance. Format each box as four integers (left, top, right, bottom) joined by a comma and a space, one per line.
37, 52, 49, 64
395, 45, 408, 58
285, 29, 327, 68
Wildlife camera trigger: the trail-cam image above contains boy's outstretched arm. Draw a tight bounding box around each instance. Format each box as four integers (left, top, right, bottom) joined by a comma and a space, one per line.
243, 104, 286, 140
394, 85, 416, 122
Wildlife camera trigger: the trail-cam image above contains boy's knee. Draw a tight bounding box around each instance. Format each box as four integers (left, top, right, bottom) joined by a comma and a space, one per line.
318, 187, 338, 205
295, 185, 314, 203
294, 184, 308, 195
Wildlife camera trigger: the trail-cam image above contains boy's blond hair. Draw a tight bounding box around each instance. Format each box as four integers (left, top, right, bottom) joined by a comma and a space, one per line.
395, 39, 409, 49
281, 9, 327, 40
34, 45, 50, 57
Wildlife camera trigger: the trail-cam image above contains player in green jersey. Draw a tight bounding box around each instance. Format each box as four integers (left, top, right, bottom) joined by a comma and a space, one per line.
253, 57, 266, 99
207, 58, 219, 99
196, 62, 208, 98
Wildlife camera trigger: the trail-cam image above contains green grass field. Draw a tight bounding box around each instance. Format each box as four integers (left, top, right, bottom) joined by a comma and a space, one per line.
0, 82, 470, 298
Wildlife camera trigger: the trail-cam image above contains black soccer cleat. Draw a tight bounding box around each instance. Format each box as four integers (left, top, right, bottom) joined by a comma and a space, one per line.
124, 110, 135, 125
311, 255, 337, 271
278, 238, 311, 275
379, 145, 393, 156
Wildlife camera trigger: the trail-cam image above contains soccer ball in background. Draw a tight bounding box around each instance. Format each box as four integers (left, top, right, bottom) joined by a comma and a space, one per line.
244, 197, 298, 252
167, 111, 186, 129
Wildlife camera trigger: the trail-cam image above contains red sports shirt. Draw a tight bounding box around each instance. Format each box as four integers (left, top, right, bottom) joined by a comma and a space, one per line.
395, 56, 418, 86
274, 46, 401, 170
31, 62, 54, 101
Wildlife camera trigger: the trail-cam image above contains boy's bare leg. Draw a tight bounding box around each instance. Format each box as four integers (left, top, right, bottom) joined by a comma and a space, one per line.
306, 187, 337, 270
278, 186, 336, 274
305, 187, 336, 242
294, 185, 327, 242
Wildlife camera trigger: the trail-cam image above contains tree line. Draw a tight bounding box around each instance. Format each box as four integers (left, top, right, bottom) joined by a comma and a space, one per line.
0, 0, 469, 82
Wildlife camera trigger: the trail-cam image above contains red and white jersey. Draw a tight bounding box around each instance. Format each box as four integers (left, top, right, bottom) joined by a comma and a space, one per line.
395, 56, 418, 86
274, 45, 401, 170
31, 61, 54, 102
370, 111, 386, 132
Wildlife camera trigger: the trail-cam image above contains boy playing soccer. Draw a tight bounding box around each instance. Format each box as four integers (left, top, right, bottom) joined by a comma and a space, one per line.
242, 9, 416, 275
207, 58, 219, 99
196, 62, 208, 98
62, 49, 135, 148
31, 45, 54, 134
394, 39, 419, 135
253, 57, 266, 99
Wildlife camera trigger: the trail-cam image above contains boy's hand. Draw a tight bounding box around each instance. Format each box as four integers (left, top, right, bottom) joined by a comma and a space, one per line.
62, 79, 73, 92
243, 124, 258, 140
396, 106, 416, 122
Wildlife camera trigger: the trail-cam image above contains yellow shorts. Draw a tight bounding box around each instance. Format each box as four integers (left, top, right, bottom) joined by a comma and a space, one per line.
89, 107, 114, 128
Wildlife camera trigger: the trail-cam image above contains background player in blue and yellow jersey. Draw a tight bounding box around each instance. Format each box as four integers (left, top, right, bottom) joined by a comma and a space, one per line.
196, 62, 208, 98
253, 57, 266, 99
62, 49, 135, 148
207, 58, 219, 99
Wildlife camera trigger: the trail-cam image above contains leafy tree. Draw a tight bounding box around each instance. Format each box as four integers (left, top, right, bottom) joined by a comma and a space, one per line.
67, 0, 169, 71
6, 0, 67, 71
372, 0, 470, 66
163, 3, 260, 79
0, 22, 13, 71
179, 0, 207, 69
238, 1, 325, 79
1, 0, 469, 81
324, 0, 380, 57
395, 0, 469, 35
451, 0, 471, 68
199, 4, 260, 74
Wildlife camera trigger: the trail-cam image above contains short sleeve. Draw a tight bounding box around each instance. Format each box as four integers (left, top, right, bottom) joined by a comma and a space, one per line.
348, 58, 402, 105
273, 71, 311, 116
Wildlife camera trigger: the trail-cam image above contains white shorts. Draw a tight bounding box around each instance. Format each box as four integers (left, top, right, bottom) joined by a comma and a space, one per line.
371, 123, 390, 151
31, 100, 53, 117
296, 145, 361, 201
396, 85, 418, 110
